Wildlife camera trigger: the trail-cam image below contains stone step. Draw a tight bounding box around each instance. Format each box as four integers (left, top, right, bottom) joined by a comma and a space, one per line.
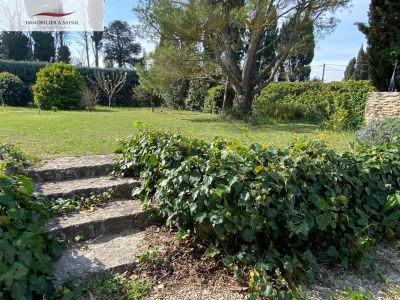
52, 229, 149, 282
46, 199, 162, 241
29, 155, 115, 182
36, 176, 139, 199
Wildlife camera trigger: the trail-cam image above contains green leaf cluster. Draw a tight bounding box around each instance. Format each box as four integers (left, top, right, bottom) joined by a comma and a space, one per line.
0, 72, 29, 107
252, 81, 375, 130
33, 63, 85, 110
0, 172, 61, 299
115, 127, 400, 295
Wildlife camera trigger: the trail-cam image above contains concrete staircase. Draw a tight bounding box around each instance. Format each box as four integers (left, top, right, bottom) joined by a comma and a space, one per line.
30, 155, 161, 282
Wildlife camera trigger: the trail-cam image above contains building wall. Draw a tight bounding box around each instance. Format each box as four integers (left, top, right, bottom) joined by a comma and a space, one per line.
365, 92, 400, 123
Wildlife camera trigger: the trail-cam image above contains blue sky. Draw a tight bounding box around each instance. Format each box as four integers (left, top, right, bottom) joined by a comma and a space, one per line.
102, 0, 369, 82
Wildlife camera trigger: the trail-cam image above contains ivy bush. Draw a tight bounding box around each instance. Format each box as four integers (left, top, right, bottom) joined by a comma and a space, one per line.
115, 127, 400, 296
0, 169, 62, 299
33, 63, 84, 110
356, 117, 400, 145
252, 81, 374, 129
0, 72, 29, 106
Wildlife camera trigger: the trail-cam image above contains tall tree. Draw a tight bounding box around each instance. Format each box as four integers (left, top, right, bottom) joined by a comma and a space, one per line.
344, 57, 356, 80
135, 0, 349, 116
31, 32, 55, 62
354, 46, 369, 80
57, 45, 71, 64
0, 32, 30, 60
103, 21, 142, 68
358, 0, 400, 91
91, 31, 104, 67
281, 19, 315, 82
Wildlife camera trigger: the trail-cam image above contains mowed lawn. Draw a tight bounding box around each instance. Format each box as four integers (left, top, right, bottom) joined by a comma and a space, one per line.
0, 106, 355, 160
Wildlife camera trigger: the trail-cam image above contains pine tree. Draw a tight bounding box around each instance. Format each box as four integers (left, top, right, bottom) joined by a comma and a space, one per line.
358, 0, 400, 91
344, 57, 356, 80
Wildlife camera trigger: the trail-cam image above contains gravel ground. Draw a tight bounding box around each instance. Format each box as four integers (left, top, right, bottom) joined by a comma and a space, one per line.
126, 227, 399, 300
300, 243, 400, 299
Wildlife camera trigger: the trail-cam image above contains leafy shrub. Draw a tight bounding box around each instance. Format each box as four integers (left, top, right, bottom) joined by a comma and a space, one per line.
131, 85, 163, 108
0, 60, 137, 106
185, 80, 210, 111
33, 62, 84, 110
356, 117, 400, 145
203, 85, 234, 114
0, 171, 61, 299
0, 72, 28, 106
0, 142, 31, 174
253, 81, 374, 129
115, 127, 400, 296
161, 80, 189, 109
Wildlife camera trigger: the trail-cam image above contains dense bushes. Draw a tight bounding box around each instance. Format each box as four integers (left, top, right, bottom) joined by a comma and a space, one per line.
185, 80, 210, 111
132, 86, 163, 107
115, 127, 400, 296
253, 81, 374, 129
356, 117, 400, 145
0, 145, 61, 299
0, 72, 28, 106
33, 63, 84, 110
203, 85, 234, 114
0, 60, 138, 106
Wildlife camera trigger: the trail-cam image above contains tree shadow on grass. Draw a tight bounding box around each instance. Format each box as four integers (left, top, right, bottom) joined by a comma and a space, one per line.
250, 123, 319, 134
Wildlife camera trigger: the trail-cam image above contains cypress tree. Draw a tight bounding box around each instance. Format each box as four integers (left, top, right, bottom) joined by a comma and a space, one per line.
358, 0, 400, 91
344, 57, 356, 80
354, 46, 369, 80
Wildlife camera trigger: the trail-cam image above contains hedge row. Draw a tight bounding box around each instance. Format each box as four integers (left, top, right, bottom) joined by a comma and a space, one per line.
0, 60, 138, 106
253, 81, 375, 129
115, 127, 400, 296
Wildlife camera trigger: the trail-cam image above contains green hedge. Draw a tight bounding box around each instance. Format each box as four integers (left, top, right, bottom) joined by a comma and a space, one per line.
253, 81, 375, 129
0, 60, 138, 106
115, 127, 400, 297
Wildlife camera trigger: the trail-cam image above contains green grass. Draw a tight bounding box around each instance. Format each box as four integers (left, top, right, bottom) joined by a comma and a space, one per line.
0, 106, 355, 159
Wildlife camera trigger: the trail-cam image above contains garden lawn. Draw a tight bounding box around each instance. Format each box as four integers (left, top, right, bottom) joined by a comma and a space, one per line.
0, 106, 355, 160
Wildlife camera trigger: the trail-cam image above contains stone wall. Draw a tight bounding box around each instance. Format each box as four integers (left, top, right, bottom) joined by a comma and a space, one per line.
365, 92, 400, 124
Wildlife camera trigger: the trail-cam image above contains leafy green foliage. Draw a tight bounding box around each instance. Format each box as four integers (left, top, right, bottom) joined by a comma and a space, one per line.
0, 72, 29, 106
0, 60, 138, 106
0, 171, 62, 299
33, 63, 85, 110
203, 85, 234, 114
115, 127, 400, 295
131, 85, 163, 108
185, 80, 210, 112
253, 81, 374, 129
49, 189, 115, 216
358, 0, 400, 91
0, 142, 32, 174
53, 273, 148, 300
356, 117, 400, 145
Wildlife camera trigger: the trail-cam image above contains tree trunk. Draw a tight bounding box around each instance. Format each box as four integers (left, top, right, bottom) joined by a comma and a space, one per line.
232, 88, 254, 117
95, 47, 99, 67
221, 78, 229, 113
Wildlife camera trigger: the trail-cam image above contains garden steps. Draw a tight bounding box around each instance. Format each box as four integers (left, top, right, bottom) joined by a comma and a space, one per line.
46, 199, 162, 241
29, 155, 116, 182
31, 155, 163, 282
52, 228, 150, 282
36, 175, 139, 199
